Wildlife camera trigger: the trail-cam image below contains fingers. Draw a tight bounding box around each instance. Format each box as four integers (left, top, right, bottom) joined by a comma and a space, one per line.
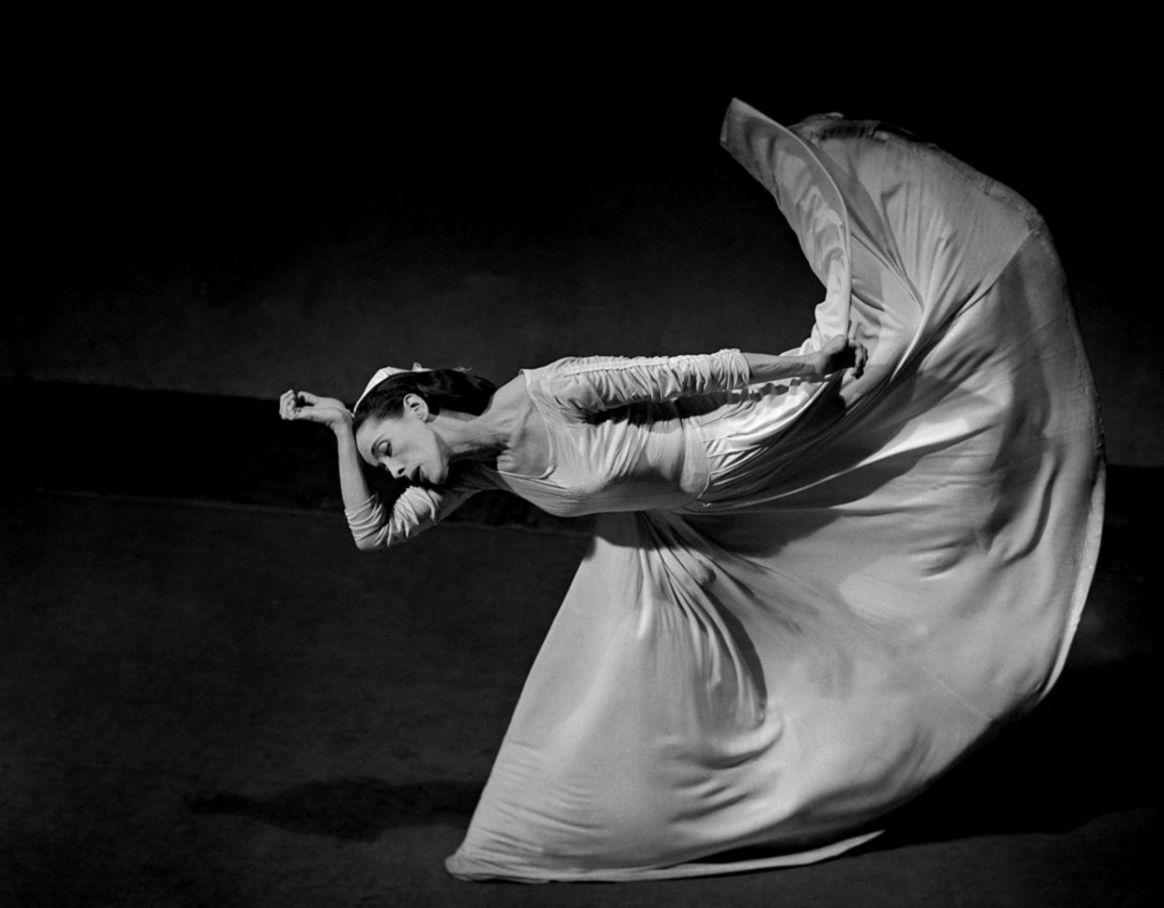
844, 323, 868, 378
280, 388, 345, 429
279, 389, 297, 420
851, 343, 868, 379
280, 388, 325, 419
279, 389, 313, 420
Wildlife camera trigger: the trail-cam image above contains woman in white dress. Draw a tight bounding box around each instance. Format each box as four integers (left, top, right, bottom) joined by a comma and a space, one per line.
279, 100, 1104, 881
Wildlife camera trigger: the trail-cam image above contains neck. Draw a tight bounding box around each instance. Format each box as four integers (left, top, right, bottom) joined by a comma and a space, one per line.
432, 411, 510, 463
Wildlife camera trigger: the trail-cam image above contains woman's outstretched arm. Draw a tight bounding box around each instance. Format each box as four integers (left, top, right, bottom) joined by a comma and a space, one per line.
537, 337, 867, 422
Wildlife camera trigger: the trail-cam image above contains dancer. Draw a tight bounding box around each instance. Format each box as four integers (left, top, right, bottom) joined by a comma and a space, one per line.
281, 100, 1103, 881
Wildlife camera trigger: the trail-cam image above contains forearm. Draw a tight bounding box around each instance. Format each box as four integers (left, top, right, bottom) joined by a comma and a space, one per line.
333, 420, 374, 511
742, 352, 823, 383
334, 420, 390, 551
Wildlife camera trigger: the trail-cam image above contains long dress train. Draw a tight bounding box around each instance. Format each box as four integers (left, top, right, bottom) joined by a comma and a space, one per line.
350, 100, 1104, 881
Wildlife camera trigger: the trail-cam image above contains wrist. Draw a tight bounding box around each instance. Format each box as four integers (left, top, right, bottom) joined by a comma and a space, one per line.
810, 351, 828, 380
331, 413, 354, 438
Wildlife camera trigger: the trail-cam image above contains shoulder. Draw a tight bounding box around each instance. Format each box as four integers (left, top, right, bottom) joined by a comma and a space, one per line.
490, 373, 535, 411
520, 356, 586, 380
480, 372, 547, 429
508, 357, 602, 423
510, 357, 593, 402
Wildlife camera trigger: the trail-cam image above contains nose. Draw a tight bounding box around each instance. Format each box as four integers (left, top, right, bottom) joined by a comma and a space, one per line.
383, 458, 407, 480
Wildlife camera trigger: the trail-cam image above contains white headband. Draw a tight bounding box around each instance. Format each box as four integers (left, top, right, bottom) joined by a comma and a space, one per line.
354, 362, 429, 412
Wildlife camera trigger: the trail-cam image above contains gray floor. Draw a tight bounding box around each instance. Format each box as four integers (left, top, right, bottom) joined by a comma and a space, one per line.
1, 490, 1157, 907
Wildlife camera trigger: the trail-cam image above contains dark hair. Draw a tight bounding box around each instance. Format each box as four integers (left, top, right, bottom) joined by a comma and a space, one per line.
352, 368, 497, 431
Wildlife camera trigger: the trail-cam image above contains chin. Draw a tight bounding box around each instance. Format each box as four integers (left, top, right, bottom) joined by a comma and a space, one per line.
415, 463, 446, 487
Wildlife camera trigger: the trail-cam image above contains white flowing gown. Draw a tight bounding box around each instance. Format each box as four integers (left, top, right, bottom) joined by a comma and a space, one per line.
346, 100, 1104, 881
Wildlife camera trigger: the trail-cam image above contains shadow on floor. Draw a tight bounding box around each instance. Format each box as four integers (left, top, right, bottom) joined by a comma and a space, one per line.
184, 657, 1158, 855
186, 779, 484, 840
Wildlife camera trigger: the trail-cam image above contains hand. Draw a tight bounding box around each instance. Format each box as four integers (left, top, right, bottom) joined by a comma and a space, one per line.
279, 389, 352, 431
815, 335, 868, 380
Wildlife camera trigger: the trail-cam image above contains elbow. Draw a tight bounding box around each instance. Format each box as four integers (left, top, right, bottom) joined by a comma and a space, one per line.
352, 534, 384, 553
351, 521, 411, 552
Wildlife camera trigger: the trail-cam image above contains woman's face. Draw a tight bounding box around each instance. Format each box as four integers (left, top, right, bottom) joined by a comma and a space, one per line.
355, 395, 449, 486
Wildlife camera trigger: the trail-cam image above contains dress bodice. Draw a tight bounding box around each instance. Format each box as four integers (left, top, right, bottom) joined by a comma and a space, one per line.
488, 359, 726, 516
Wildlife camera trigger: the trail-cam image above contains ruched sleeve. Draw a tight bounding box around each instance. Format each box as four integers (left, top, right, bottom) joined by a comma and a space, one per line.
344, 465, 496, 550
526, 349, 751, 423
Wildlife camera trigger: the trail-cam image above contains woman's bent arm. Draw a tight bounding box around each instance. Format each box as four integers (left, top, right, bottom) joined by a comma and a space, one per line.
280, 389, 485, 551
280, 390, 376, 515
334, 419, 487, 551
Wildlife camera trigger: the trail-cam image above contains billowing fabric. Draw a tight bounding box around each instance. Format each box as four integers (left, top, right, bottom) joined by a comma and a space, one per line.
352, 100, 1104, 881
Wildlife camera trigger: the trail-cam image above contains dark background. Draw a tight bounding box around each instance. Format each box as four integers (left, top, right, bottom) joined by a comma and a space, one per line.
2, 28, 1160, 907
8, 34, 1161, 465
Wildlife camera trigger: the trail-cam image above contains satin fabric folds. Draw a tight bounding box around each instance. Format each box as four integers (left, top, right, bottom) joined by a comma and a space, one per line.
443, 101, 1104, 881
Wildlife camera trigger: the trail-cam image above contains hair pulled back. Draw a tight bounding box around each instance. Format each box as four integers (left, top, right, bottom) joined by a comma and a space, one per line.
352, 368, 497, 432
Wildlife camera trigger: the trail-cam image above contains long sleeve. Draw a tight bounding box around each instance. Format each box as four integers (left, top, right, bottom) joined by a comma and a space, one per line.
344, 465, 494, 550
530, 350, 751, 423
